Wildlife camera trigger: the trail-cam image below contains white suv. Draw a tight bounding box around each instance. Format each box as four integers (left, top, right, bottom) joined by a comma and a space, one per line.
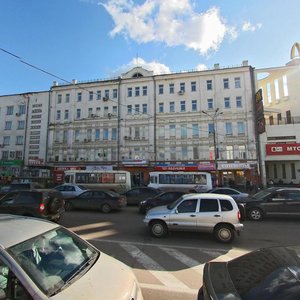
144, 193, 244, 243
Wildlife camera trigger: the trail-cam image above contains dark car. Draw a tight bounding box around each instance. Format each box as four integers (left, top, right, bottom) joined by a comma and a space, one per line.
242, 187, 300, 221
0, 189, 65, 222
0, 182, 43, 197
64, 190, 127, 213
122, 187, 161, 205
198, 245, 300, 300
139, 191, 186, 213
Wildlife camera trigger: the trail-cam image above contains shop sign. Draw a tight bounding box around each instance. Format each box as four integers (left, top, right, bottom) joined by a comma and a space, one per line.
218, 163, 251, 170
86, 165, 113, 171
266, 143, 300, 155
53, 166, 84, 171
155, 163, 198, 171
28, 158, 44, 166
122, 159, 149, 166
0, 160, 23, 166
197, 162, 215, 171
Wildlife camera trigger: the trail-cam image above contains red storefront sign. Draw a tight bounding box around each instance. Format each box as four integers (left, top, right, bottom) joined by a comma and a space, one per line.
266, 143, 300, 155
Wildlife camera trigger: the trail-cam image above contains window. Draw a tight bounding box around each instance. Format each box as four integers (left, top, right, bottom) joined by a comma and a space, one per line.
169, 83, 174, 94
283, 75, 288, 97
181, 146, 188, 159
169, 124, 176, 137
177, 199, 197, 213
286, 110, 292, 124
207, 99, 213, 109
134, 104, 140, 114
56, 110, 61, 120
237, 121, 245, 135
158, 126, 165, 139
5, 121, 12, 130
127, 105, 132, 115
97, 90, 101, 100
236, 96, 242, 108
89, 91, 93, 101
200, 198, 218, 212
64, 110, 69, 120
207, 80, 212, 90
192, 124, 199, 137
19, 105, 26, 115
113, 89, 118, 98
192, 100, 197, 111
142, 104, 147, 114
181, 125, 187, 138
76, 109, 81, 119
220, 199, 233, 211
180, 101, 186, 112
3, 136, 10, 145
282, 164, 286, 179
291, 163, 296, 179
224, 97, 230, 108
6, 106, 13, 115
127, 87, 132, 97
191, 81, 196, 92
112, 128, 117, 140
66, 93, 70, 103
159, 84, 164, 94
103, 128, 109, 140
104, 107, 109, 117
223, 78, 229, 89
274, 79, 280, 99
135, 87, 140, 96
57, 94, 62, 104
169, 102, 175, 113
143, 86, 147, 96
267, 82, 272, 103
159, 103, 164, 113
77, 92, 82, 102
226, 146, 233, 159
105, 90, 109, 98
95, 129, 100, 140
208, 123, 214, 135
234, 77, 241, 88
112, 106, 117, 115
75, 129, 80, 141
88, 108, 93, 118
63, 130, 68, 142
180, 82, 185, 92
225, 122, 232, 135
16, 136, 24, 145
193, 146, 199, 160
238, 145, 246, 159
17, 120, 25, 130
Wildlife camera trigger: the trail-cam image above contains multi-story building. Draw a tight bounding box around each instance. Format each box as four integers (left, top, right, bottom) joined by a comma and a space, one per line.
0, 91, 50, 180
256, 42, 300, 186
47, 61, 258, 186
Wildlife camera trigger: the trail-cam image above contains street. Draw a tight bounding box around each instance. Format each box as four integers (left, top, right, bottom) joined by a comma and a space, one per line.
60, 206, 300, 300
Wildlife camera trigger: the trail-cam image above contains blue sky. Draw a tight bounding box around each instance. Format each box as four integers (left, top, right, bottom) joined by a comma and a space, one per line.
0, 0, 299, 95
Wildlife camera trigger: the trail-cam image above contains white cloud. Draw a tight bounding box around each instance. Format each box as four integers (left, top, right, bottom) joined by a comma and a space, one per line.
100, 0, 236, 55
242, 21, 262, 32
196, 64, 208, 71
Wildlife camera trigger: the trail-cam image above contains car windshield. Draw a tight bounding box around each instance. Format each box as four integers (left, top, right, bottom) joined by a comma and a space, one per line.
167, 196, 184, 209
77, 185, 87, 190
8, 227, 99, 296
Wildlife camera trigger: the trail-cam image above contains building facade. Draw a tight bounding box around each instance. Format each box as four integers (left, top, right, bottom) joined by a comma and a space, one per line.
256, 42, 300, 186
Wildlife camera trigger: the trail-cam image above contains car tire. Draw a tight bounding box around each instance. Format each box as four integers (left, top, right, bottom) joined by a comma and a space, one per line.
101, 203, 112, 213
64, 202, 73, 211
214, 224, 234, 243
248, 207, 263, 221
150, 221, 168, 237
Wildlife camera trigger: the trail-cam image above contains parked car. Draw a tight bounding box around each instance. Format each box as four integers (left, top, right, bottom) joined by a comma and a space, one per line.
122, 187, 161, 205
64, 190, 127, 213
0, 214, 143, 300
207, 187, 249, 201
0, 189, 65, 222
198, 245, 300, 300
53, 183, 87, 199
143, 193, 243, 243
139, 191, 186, 213
0, 182, 43, 197
242, 187, 300, 221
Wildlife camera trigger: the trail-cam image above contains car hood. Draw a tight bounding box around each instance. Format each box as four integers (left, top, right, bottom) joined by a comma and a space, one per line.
147, 205, 170, 215
52, 251, 141, 300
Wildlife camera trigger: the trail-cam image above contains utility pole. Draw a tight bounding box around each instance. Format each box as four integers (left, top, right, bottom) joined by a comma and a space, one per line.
202, 108, 223, 186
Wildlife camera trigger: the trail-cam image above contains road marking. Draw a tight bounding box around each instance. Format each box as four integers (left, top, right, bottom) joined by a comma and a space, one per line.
139, 283, 198, 295
121, 244, 190, 289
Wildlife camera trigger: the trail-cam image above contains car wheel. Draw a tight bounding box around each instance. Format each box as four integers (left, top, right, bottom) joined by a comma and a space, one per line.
214, 224, 234, 243
150, 221, 168, 237
248, 207, 263, 221
101, 203, 112, 213
64, 202, 73, 211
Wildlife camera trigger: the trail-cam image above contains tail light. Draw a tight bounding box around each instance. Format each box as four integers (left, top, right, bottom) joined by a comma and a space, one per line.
238, 210, 241, 221
39, 203, 45, 213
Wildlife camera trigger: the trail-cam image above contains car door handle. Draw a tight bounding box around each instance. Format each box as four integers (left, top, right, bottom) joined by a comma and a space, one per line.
214, 214, 221, 217
190, 214, 196, 217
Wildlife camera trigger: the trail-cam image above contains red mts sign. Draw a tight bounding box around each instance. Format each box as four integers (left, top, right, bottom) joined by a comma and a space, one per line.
266, 143, 300, 155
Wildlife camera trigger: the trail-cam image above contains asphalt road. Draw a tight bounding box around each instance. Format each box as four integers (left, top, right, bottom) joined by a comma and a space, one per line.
60, 206, 300, 300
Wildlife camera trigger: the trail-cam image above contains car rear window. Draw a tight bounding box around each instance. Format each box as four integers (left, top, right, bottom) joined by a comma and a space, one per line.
220, 199, 233, 211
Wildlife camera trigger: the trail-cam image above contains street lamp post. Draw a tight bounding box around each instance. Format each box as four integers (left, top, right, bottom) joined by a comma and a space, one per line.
202, 108, 223, 187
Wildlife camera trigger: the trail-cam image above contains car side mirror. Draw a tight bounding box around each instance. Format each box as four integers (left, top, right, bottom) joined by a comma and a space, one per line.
175, 209, 179, 214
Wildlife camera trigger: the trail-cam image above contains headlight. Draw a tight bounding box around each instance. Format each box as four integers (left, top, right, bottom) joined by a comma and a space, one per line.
140, 200, 146, 205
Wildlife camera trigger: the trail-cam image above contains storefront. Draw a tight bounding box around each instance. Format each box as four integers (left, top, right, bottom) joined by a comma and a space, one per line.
121, 159, 151, 186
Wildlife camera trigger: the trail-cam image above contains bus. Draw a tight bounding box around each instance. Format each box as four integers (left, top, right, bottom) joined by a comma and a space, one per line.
148, 171, 212, 192
64, 170, 131, 193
